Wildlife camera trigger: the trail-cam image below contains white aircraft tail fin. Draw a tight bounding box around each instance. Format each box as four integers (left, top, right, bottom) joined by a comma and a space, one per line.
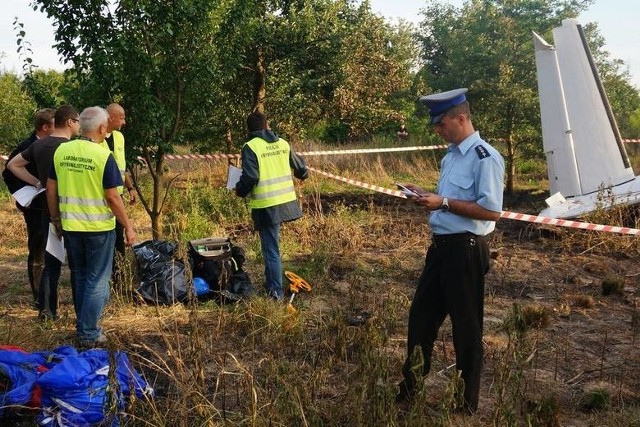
534, 19, 634, 200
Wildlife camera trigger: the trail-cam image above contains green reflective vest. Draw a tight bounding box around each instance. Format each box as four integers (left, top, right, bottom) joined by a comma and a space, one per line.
99, 130, 126, 194
53, 139, 115, 232
245, 136, 297, 209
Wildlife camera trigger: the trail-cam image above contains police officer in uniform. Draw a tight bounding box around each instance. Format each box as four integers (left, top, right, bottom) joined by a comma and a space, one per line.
234, 111, 308, 300
396, 88, 505, 413
47, 106, 137, 346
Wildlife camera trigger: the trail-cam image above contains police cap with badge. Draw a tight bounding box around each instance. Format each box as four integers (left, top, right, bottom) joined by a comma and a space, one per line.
418, 88, 468, 124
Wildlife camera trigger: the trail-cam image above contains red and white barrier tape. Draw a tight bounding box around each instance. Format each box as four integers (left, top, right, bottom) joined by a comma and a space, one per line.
308, 166, 640, 236
4, 140, 640, 161
3, 141, 639, 235
0, 144, 448, 161
158, 144, 448, 161
307, 166, 408, 198
499, 211, 640, 235
297, 145, 448, 156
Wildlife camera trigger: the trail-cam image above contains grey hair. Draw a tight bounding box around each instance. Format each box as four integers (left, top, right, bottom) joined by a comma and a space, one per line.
79, 106, 109, 134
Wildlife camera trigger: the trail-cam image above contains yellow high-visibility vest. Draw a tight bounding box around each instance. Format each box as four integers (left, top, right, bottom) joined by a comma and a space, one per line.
53, 139, 115, 232
244, 136, 297, 209
99, 130, 126, 194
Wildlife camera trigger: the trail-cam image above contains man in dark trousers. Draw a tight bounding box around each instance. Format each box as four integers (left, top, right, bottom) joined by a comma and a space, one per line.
7, 105, 80, 319
2, 108, 55, 308
234, 111, 308, 300
396, 88, 505, 413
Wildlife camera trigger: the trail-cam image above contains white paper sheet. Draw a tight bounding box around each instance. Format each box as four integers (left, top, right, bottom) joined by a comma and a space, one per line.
226, 165, 242, 190
46, 223, 66, 263
12, 185, 46, 207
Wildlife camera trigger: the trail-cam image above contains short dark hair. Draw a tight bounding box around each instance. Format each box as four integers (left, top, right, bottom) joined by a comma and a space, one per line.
247, 111, 267, 133
34, 108, 55, 131
54, 105, 80, 128
444, 101, 471, 120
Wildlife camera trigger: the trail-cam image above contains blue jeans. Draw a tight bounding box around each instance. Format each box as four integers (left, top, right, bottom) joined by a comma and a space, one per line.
64, 230, 115, 342
258, 223, 283, 299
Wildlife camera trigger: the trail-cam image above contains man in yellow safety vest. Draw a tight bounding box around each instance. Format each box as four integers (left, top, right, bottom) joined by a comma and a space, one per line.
47, 106, 137, 347
100, 103, 136, 287
235, 111, 308, 300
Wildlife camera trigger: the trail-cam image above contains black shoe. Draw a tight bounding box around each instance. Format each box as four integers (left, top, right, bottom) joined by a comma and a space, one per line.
77, 332, 108, 349
452, 401, 476, 415
38, 312, 59, 322
395, 380, 415, 404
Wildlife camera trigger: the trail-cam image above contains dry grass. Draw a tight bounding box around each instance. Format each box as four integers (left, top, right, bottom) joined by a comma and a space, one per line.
1, 145, 640, 425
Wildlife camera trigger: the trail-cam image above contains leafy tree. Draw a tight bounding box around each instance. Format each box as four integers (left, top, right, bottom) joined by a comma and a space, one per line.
629, 108, 640, 138
13, 18, 76, 111
0, 72, 36, 153
22, 69, 73, 109
34, 0, 221, 238
583, 23, 640, 138
193, 0, 417, 148
415, 0, 593, 194
328, 4, 417, 141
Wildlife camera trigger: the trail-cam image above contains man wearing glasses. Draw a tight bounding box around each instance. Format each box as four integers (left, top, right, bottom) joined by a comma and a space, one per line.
7, 105, 81, 320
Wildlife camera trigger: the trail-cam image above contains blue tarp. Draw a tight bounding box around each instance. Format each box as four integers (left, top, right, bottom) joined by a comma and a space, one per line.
0, 345, 153, 426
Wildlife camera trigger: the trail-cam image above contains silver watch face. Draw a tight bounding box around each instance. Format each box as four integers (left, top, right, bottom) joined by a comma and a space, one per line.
442, 198, 449, 211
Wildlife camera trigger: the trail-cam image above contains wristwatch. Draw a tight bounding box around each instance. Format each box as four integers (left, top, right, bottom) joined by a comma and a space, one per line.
440, 197, 450, 212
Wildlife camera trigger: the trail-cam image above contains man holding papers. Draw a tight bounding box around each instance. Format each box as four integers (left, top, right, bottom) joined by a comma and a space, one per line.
7, 105, 80, 320
2, 108, 55, 308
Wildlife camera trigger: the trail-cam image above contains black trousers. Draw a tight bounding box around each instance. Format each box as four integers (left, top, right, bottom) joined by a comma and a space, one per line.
38, 215, 62, 319
111, 219, 126, 287
23, 207, 46, 305
402, 233, 490, 411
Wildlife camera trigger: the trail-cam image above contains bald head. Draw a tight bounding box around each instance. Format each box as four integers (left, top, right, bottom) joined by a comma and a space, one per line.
107, 103, 126, 132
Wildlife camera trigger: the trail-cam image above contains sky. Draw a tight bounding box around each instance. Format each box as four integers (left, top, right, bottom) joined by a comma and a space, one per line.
1, 0, 639, 87
368, 0, 640, 87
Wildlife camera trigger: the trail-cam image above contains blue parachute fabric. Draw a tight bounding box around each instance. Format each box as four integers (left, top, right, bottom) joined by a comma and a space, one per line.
0, 345, 78, 415
0, 346, 151, 426
36, 348, 152, 427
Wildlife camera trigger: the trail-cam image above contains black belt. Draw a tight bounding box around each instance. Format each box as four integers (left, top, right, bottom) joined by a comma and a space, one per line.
431, 232, 478, 247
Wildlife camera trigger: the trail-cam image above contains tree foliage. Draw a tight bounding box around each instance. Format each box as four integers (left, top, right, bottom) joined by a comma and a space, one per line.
22, 69, 73, 108
0, 73, 36, 153
415, 0, 593, 194
583, 23, 640, 137
32, 0, 418, 236
190, 0, 417, 147
628, 108, 640, 138
34, 0, 220, 238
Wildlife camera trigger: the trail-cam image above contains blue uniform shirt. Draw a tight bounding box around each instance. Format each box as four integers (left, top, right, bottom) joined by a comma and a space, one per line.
429, 131, 505, 236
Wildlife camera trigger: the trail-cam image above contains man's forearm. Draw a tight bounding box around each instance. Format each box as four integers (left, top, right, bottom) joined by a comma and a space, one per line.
446, 198, 501, 221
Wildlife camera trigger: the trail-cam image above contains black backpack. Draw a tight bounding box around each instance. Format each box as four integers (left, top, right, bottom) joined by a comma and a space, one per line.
188, 237, 254, 301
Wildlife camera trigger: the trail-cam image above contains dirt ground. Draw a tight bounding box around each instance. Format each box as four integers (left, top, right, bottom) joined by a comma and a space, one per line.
0, 188, 639, 425
308, 190, 640, 425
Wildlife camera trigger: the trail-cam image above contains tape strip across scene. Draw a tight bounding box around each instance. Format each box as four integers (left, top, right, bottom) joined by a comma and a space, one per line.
4, 144, 638, 235
308, 166, 640, 236
3, 140, 640, 161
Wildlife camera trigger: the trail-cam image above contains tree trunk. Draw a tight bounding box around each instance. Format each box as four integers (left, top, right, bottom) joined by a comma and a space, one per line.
225, 118, 235, 166
151, 156, 165, 240
505, 135, 515, 195
253, 47, 266, 113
